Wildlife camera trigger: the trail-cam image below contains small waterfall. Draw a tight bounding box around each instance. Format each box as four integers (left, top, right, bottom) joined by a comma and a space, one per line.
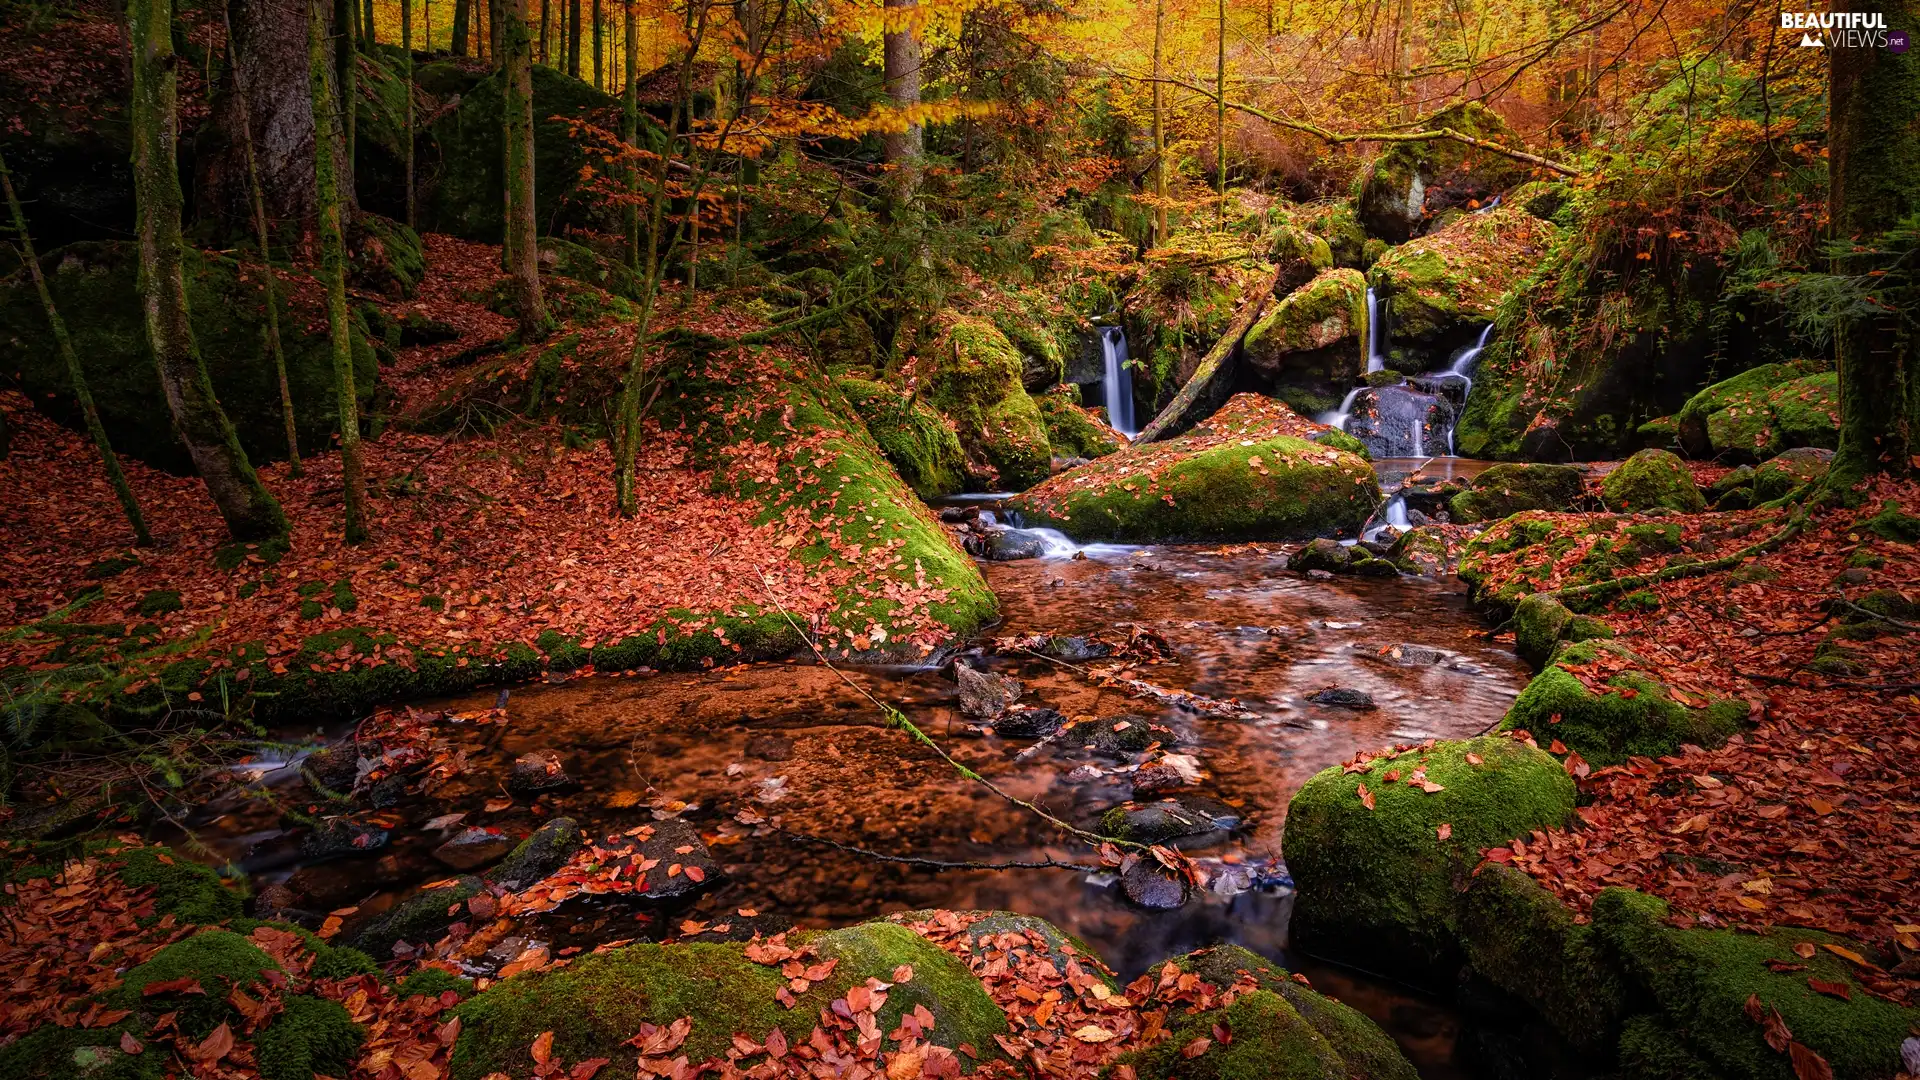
1317, 387, 1365, 430
1365, 288, 1386, 373
1345, 384, 1453, 459
1100, 326, 1137, 437
1472, 195, 1502, 215
1439, 323, 1493, 401
1362, 495, 1411, 542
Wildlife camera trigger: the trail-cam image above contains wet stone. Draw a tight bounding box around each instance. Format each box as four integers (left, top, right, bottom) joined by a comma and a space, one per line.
592, 819, 721, 901
964, 527, 1047, 561
954, 662, 1023, 720
937, 506, 979, 524
745, 733, 795, 761
301, 745, 361, 794
1308, 687, 1377, 710
508, 750, 573, 795
1131, 753, 1207, 796
1045, 636, 1113, 663
1373, 644, 1446, 667
433, 826, 516, 870
487, 817, 585, 888
300, 819, 390, 860
1060, 715, 1178, 759
993, 707, 1067, 738
1120, 861, 1191, 910
1099, 796, 1240, 846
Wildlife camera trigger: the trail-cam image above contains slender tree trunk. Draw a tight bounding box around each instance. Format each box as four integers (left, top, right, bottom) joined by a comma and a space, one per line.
623, 0, 639, 270
1215, 0, 1226, 229
225, 7, 303, 476
453, 0, 469, 55
425, 0, 432, 55
540, 0, 549, 62
402, 0, 415, 227
503, 0, 550, 337
3, 154, 152, 545
1828, 0, 1920, 482
1151, 0, 1166, 245
592, 0, 602, 89
130, 0, 286, 541
310, 0, 368, 542
567, 0, 580, 77
363, 0, 376, 45
881, 0, 921, 205
335, 0, 357, 174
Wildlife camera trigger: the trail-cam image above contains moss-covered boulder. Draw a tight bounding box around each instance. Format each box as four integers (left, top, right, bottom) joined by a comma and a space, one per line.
1676, 362, 1838, 463
1456, 865, 1630, 1053
1500, 639, 1747, 764
537, 236, 643, 300
1594, 888, 1920, 1080
1241, 268, 1368, 417
448, 921, 1007, 1078
838, 377, 968, 498
1118, 990, 1390, 1080
1387, 526, 1450, 575
923, 313, 1054, 490
1368, 206, 1558, 369
1601, 449, 1705, 513
346, 213, 426, 298
1751, 446, 1833, 502
1293, 202, 1369, 270
1448, 462, 1585, 523
1153, 945, 1419, 1080
1356, 103, 1529, 242
1283, 735, 1575, 981
1509, 594, 1613, 670
889, 910, 1119, 991
1005, 394, 1378, 542
1035, 384, 1122, 460
422, 65, 635, 242
1, 242, 380, 473
1122, 236, 1276, 416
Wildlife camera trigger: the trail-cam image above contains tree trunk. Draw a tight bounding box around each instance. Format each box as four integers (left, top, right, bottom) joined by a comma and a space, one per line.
453, 0, 469, 55
1215, 0, 1226, 228
881, 0, 922, 204
567, 0, 581, 77
363, 0, 376, 45
309, 0, 369, 542
503, 0, 550, 337
539, 0, 549, 62
402, 0, 415, 227
3, 153, 152, 545
130, 0, 287, 541
334, 0, 357, 174
1828, 0, 1920, 482
199, 0, 344, 234
592, 0, 602, 89
1151, 0, 1166, 245
623, 0, 639, 270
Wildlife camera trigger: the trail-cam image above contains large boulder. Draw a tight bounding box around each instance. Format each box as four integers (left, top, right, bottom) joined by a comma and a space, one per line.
1455, 865, 1632, 1055
923, 313, 1055, 490
1292, 202, 1370, 269
1368, 205, 1558, 370
1035, 384, 1122, 460
1601, 449, 1705, 513
1, 241, 380, 473
1356, 103, 1530, 242
1500, 639, 1747, 764
1282, 734, 1575, 981
1448, 462, 1586, 523
448, 922, 1008, 1079
1122, 237, 1277, 416
837, 377, 968, 499
1675, 362, 1840, 463
1005, 394, 1378, 542
1750, 446, 1833, 502
1241, 267, 1369, 417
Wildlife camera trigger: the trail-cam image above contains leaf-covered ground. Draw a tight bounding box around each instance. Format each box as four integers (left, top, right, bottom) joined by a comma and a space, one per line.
1464, 482, 1920, 1002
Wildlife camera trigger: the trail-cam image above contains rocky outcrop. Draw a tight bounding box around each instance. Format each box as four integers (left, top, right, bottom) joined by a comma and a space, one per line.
1242, 268, 1368, 417
923, 313, 1054, 491
1676, 363, 1840, 462
1448, 462, 1586, 523
1356, 103, 1530, 242
837, 377, 968, 499
1600, 449, 1705, 513
1368, 205, 1558, 371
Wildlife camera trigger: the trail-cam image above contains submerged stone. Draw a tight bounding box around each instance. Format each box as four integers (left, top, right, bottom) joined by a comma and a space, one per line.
507, 750, 573, 796
1097, 797, 1239, 846
299, 819, 390, 860
1307, 687, 1377, 710
1120, 861, 1191, 910
954, 662, 1023, 720
992, 706, 1066, 738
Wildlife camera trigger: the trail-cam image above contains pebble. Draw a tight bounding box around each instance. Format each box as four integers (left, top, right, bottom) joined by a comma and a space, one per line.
508, 750, 574, 795
434, 826, 516, 870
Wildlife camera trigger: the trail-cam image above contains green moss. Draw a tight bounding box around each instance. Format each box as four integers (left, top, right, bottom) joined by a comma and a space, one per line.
398, 967, 476, 1000
1386, 526, 1449, 575
1295, 202, 1369, 269
1677, 362, 1804, 458
1034, 385, 1120, 460
1311, 428, 1370, 458
1500, 640, 1745, 764
0, 1022, 163, 1080
347, 214, 426, 298
1282, 735, 1574, 980
1119, 989, 1350, 1080
925, 313, 1054, 490
837, 376, 969, 498
1857, 499, 1920, 542
255, 994, 364, 1080
84, 556, 141, 580
1593, 888, 1920, 1080
352, 877, 484, 959
1601, 450, 1705, 513
105, 844, 244, 923
1449, 463, 1585, 523
1616, 1014, 1724, 1080
135, 589, 182, 616
449, 922, 1006, 1079
538, 236, 643, 300
1, 242, 379, 472
1456, 865, 1628, 1051
112, 930, 279, 1035
1165, 946, 1416, 1080
1356, 102, 1526, 242
1368, 207, 1557, 349
1241, 269, 1368, 405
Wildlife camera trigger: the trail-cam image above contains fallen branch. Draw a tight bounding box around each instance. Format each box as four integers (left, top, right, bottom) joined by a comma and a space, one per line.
1135, 267, 1281, 443
1541, 510, 1808, 607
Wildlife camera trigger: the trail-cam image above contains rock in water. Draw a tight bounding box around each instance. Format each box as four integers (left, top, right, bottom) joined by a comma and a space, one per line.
993, 707, 1066, 738
1098, 797, 1240, 846
591, 820, 721, 901
433, 827, 516, 870
1121, 861, 1191, 910
300, 819, 390, 859
1308, 687, 1377, 710
954, 662, 1023, 720
508, 750, 573, 796
487, 817, 586, 888
1131, 753, 1208, 795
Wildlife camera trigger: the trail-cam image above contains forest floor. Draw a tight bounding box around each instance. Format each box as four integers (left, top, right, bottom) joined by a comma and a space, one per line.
1465, 480, 1920, 1001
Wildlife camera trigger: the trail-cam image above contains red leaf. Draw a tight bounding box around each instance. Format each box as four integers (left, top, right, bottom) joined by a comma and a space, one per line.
1357, 783, 1375, 810
1805, 978, 1850, 1001
1788, 1042, 1833, 1080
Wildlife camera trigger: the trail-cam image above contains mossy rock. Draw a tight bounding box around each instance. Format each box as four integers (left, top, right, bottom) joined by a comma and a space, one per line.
1510, 594, 1614, 670
1500, 639, 1746, 764
1367, 206, 1558, 357
1456, 865, 1629, 1052
1311, 428, 1370, 459
1761, 372, 1841, 454
924, 313, 1055, 490
1356, 102, 1527, 242
448, 921, 1007, 1078
1637, 413, 1682, 452
888, 909, 1119, 992
1857, 500, 1920, 543
1676, 362, 1835, 462
346, 213, 426, 299
1282, 735, 1575, 981
355, 819, 583, 956
1, 241, 380, 473
1386, 526, 1449, 576
1117, 988, 1405, 1080
1449, 462, 1585, 523
1242, 268, 1368, 407
1006, 395, 1379, 542
399, 967, 476, 1000
1294, 202, 1369, 269
254, 994, 365, 1080
538, 236, 644, 300
1593, 888, 1920, 1080
1160, 945, 1418, 1080
104, 842, 245, 924
1751, 446, 1833, 503
1601, 449, 1705, 514
1269, 221, 1335, 281
1034, 384, 1121, 460
837, 376, 969, 498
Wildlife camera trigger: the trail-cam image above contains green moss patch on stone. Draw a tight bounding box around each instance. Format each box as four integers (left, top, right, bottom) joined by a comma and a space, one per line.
1006, 394, 1378, 542
1449, 462, 1586, 523
837, 376, 969, 498
1241, 268, 1368, 407
1500, 640, 1747, 764
1601, 449, 1705, 513
1455, 865, 1629, 1052
105, 843, 245, 923
1117, 990, 1351, 1080
1034, 385, 1122, 461
1282, 735, 1575, 980
254, 994, 365, 1080
1164, 946, 1417, 1080
1368, 206, 1558, 352
1751, 446, 1833, 503
923, 313, 1055, 491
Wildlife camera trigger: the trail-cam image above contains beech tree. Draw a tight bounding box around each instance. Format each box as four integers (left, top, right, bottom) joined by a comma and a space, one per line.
310, 0, 370, 542
503, 0, 550, 338
881, 0, 922, 203
128, 0, 286, 542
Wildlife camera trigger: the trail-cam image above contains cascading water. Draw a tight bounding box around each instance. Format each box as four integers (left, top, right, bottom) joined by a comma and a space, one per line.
1364, 288, 1386, 373
1316, 387, 1365, 429
1100, 326, 1138, 437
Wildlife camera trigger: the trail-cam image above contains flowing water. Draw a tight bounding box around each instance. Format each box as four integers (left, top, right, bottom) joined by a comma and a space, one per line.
1365, 288, 1387, 373
1100, 326, 1138, 438
176, 537, 1527, 1078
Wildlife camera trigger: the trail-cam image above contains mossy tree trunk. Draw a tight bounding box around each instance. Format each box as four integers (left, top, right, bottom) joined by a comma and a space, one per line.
1828, 0, 1920, 482
199, 0, 335, 233
3, 152, 153, 545
503, 0, 550, 338
402, 0, 415, 227
129, 0, 287, 542
310, 0, 369, 543
333, 0, 357, 174
453, 0, 469, 55
881, 0, 922, 205
622, 0, 639, 271
567, 0, 581, 77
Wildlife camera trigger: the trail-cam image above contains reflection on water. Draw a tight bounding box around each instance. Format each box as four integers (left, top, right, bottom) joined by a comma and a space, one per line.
181, 545, 1522, 1079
